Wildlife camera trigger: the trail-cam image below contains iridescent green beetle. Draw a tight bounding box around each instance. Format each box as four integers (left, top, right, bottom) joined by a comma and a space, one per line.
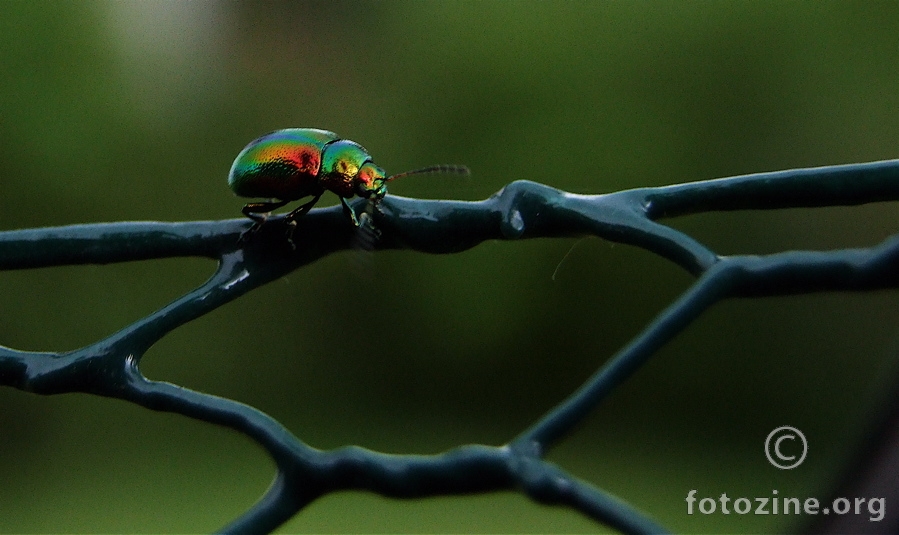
228, 128, 468, 235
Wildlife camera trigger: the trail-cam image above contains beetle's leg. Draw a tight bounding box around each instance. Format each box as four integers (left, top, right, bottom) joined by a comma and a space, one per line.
340, 197, 360, 227
242, 199, 290, 222
276, 194, 322, 250
352, 200, 381, 254
284, 194, 323, 224
237, 200, 291, 243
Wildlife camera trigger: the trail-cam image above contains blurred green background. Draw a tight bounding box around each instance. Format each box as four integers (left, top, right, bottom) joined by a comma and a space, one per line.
0, 1, 897, 533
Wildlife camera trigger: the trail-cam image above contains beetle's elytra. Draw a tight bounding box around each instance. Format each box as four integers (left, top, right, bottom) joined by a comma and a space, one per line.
229, 128, 469, 236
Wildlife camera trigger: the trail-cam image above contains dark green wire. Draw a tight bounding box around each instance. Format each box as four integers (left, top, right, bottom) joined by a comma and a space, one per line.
1, 159, 897, 534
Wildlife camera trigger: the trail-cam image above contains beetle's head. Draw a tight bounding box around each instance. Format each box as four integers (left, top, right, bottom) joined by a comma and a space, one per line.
355, 162, 388, 200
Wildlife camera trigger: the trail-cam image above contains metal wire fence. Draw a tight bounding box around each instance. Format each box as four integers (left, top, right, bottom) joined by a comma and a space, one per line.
1, 159, 897, 534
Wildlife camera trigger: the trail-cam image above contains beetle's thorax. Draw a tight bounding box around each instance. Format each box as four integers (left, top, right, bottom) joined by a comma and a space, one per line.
318, 139, 379, 198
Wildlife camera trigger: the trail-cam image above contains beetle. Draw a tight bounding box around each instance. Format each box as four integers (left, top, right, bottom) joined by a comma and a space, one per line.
228, 128, 468, 238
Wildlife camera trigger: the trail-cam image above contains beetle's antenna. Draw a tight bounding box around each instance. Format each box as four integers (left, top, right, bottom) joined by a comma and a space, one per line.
386, 164, 470, 182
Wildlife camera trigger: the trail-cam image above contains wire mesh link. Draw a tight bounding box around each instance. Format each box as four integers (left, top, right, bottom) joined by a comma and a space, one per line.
1, 159, 897, 534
